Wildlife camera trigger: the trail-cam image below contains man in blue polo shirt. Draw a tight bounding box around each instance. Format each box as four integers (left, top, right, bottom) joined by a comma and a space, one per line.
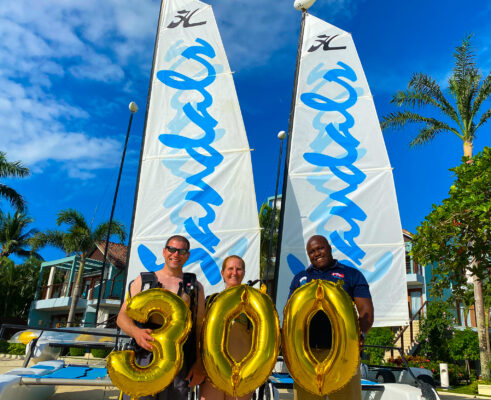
289, 235, 374, 400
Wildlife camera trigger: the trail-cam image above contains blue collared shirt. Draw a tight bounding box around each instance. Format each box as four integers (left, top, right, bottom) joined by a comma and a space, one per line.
288, 260, 371, 300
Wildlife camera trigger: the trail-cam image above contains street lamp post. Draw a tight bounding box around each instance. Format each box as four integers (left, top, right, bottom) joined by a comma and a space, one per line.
266, 130, 286, 290
93, 101, 138, 327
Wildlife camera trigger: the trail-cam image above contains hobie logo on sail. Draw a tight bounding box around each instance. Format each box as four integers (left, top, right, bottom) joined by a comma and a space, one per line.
167, 9, 206, 29
308, 34, 346, 52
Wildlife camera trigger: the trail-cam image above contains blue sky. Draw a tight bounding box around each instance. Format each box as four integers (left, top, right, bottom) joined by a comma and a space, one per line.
1, 0, 490, 262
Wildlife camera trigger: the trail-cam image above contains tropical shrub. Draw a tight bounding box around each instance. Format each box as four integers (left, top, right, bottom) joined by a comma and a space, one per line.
415, 301, 454, 362
8, 343, 26, 355
91, 348, 111, 358
69, 347, 86, 357
363, 327, 394, 364
0, 339, 9, 353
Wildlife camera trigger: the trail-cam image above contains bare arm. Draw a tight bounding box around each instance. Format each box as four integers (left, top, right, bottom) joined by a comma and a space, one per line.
354, 296, 374, 345
116, 277, 154, 352
186, 281, 206, 386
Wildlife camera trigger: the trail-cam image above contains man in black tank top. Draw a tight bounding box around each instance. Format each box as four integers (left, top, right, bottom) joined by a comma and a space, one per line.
117, 235, 206, 400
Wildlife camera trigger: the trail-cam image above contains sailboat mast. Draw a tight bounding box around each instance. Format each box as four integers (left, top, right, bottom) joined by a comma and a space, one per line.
272, 10, 307, 303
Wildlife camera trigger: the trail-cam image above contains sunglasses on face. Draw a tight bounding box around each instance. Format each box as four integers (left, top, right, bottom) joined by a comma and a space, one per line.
166, 246, 189, 255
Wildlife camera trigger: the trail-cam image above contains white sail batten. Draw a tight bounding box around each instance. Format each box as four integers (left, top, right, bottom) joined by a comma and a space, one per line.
276, 14, 408, 327
127, 0, 260, 293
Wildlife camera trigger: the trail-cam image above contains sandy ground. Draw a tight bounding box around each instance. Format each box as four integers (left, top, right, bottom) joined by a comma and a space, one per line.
0, 356, 488, 400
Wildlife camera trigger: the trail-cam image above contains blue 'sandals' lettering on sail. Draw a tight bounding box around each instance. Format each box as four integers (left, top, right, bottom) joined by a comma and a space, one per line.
138, 244, 165, 272
134, 37, 231, 285
366, 251, 393, 282
187, 248, 221, 285
157, 38, 223, 254
287, 254, 306, 276
301, 61, 367, 267
186, 237, 249, 285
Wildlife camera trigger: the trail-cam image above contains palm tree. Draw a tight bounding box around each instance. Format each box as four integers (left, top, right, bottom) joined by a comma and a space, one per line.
31, 209, 126, 327
0, 152, 30, 212
381, 35, 490, 158
0, 256, 42, 322
0, 211, 42, 260
381, 35, 490, 378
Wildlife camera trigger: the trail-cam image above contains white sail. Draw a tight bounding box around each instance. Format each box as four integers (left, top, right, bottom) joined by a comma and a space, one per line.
276, 14, 408, 327
126, 0, 260, 294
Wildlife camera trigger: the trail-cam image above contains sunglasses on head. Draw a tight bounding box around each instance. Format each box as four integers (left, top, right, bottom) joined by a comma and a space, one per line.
166, 246, 189, 255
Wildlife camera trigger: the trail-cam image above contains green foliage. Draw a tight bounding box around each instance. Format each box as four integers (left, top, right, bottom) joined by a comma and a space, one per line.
91, 347, 111, 358
8, 343, 26, 355
412, 148, 491, 379
412, 148, 490, 297
0, 256, 41, 322
448, 363, 471, 386
363, 327, 394, 364
0, 211, 41, 260
381, 35, 490, 154
69, 347, 86, 357
258, 203, 279, 282
0, 151, 30, 212
30, 208, 127, 326
385, 356, 470, 386
416, 301, 454, 362
0, 339, 9, 353
447, 380, 478, 395
449, 328, 480, 362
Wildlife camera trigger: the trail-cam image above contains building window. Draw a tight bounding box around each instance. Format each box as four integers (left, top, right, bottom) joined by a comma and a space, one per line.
406, 253, 411, 274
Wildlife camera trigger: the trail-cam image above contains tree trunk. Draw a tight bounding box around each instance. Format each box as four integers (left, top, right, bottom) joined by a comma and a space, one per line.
67, 255, 85, 327
463, 140, 473, 158
473, 273, 490, 380
463, 144, 489, 379
485, 308, 490, 354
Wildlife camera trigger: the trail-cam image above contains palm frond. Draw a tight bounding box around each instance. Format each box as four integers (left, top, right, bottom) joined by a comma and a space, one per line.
475, 109, 491, 131
56, 209, 89, 230
381, 111, 460, 136
93, 221, 127, 244
471, 72, 491, 118
391, 89, 440, 109
30, 230, 65, 252
408, 125, 448, 147
0, 184, 26, 211
407, 73, 461, 124
0, 152, 30, 179
452, 34, 476, 84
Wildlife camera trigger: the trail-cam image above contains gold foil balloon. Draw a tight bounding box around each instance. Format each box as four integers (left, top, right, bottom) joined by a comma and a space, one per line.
202, 284, 280, 397
282, 279, 359, 396
107, 288, 191, 398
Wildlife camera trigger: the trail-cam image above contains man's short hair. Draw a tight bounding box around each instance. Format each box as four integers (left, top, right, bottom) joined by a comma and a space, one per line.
165, 235, 190, 250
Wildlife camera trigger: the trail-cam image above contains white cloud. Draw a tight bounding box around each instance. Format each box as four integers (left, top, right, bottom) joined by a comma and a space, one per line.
0, 0, 357, 180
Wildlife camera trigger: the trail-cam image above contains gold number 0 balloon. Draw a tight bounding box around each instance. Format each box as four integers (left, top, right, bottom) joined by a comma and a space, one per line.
282, 279, 359, 396
202, 284, 280, 397
107, 288, 191, 399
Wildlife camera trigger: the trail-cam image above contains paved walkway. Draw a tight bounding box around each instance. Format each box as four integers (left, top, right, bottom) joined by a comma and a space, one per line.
438, 391, 489, 399
0, 356, 119, 400
1, 357, 490, 400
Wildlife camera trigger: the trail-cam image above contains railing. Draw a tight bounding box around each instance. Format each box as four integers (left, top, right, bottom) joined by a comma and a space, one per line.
38, 280, 115, 301
390, 300, 427, 358
39, 283, 73, 300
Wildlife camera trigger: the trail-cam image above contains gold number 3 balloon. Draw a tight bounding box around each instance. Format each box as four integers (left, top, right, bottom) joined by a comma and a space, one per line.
282, 280, 359, 396
202, 284, 281, 397
107, 288, 191, 398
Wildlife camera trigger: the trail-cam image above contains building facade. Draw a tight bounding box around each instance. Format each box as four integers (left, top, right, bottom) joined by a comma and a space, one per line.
28, 242, 127, 328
